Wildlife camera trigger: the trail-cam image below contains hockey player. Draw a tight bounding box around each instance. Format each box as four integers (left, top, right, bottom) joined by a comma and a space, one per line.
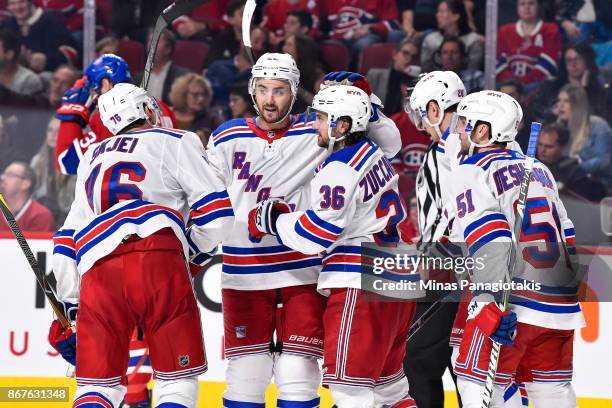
48, 83, 234, 408
54, 54, 176, 175
205, 54, 401, 407
449, 90, 583, 407
248, 85, 416, 408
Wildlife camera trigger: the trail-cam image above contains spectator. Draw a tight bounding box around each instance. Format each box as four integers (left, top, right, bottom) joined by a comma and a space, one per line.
556, 0, 612, 44
206, 25, 270, 105
321, 0, 402, 64
0, 0, 79, 72
496, 0, 562, 89
367, 37, 421, 116
533, 43, 611, 123
169, 73, 223, 137
0, 29, 43, 95
498, 78, 537, 152
556, 83, 612, 186
0, 63, 77, 108
34, 0, 83, 39
202, 0, 244, 69
390, 107, 429, 176
0, 160, 54, 232
262, 2, 320, 45
110, 0, 168, 43
537, 122, 606, 201
0, 114, 26, 172
437, 35, 483, 92
30, 117, 75, 225
95, 36, 119, 58
134, 29, 188, 105
420, 0, 483, 72
398, 188, 420, 244
228, 81, 255, 118
172, 0, 231, 40
282, 33, 325, 109
397, 0, 437, 33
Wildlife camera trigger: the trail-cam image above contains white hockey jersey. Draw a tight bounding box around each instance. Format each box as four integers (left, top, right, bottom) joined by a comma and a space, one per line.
53, 127, 234, 304
449, 148, 584, 330
275, 139, 405, 291
207, 112, 401, 290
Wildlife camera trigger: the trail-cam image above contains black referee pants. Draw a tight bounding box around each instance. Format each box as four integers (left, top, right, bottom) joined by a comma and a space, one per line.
403, 301, 462, 408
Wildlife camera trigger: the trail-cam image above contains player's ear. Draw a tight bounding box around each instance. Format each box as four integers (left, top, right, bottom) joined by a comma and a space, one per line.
337, 118, 351, 135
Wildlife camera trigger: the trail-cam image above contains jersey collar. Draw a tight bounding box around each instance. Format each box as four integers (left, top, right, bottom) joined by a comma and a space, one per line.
246, 115, 299, 142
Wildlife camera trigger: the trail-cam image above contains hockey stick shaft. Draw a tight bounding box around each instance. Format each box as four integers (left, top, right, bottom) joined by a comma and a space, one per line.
141, 0, 209, 90
481, 122, 541, 408
0, 194, 70, 330
406, 289, 461, 341
242, 0, 257, 65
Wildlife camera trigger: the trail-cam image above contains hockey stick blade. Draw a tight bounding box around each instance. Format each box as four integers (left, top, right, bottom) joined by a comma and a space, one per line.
0, 194, 70, 330
141, 0, 209, 90
480, 122, 541, 408
242, 0, 257, 65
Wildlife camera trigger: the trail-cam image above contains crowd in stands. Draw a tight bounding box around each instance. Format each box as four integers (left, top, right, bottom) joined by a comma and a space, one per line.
0, 0, 610, 233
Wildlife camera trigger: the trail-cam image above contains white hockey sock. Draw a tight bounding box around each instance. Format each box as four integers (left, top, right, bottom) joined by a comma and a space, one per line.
525, 382, 577, 408
153, 376, 198, 408
329, 384, 375, 408
223, 353, 274, 405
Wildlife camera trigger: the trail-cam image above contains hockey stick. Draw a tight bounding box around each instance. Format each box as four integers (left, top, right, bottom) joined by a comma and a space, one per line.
242, 0, 257, 65
406, 289, 461, 341
0, 194, 70, 330
141, 0, 209, 90
480, 122, 542, 408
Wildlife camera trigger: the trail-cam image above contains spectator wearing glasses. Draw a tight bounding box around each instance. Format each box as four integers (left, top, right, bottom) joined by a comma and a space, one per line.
367, 37, 422, 116
169, 73, 223, 140
0, 160, 54, 232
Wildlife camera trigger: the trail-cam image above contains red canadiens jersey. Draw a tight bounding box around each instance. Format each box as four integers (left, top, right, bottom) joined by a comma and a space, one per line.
261, 0, 321, 38
389, 111, 429, 175
55, 101, 176, 175
322, 0, 399, 39
496, 20, 562, 84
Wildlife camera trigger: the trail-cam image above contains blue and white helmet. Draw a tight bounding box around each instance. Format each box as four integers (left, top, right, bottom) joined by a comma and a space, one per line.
85, 54, 132, 92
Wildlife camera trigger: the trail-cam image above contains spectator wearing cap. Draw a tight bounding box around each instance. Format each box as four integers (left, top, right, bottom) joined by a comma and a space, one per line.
0, 160, 54, 232
537, 122, 606, 201
420, 0, 483, 72
135, 29, 189, 106
437, 36, 483, 93
0, 0, 79, 72
367, 37, 421, 116
0, 29, 43, 95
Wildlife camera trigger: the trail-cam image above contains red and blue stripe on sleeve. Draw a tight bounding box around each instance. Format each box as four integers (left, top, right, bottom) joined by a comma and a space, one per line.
53, 229, 76, 260
295, 210, 343, 250
190, 190, 234, 226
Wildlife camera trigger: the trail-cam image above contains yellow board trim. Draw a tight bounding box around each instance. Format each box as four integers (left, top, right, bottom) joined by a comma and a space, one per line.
0, 378, 610, 407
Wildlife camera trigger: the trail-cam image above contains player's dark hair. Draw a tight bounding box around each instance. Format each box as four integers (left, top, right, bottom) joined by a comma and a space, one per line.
542, 122, 570, 146
440, 35, 466, 56
287, 9, 314, 30
120, 119, 146, 134
226, 0, 246, 18
497, 79, 524, 97
474, 119, 508, 147
338, 116, 366, 146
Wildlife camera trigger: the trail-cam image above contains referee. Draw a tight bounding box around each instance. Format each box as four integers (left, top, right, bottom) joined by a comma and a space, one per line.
403, 71, 466, 408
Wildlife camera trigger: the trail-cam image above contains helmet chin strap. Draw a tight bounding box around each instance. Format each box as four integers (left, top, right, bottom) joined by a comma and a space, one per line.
424, 111, 444, 139
467, 131, 494, 157
326, 121, 347, 155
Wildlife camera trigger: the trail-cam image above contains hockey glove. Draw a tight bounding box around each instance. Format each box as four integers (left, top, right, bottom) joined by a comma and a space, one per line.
469, 296, 517, 346
48, 302, 78, 365
321, 71, 381, 122
248, 198, 292, 242
54, 76, 93, 125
